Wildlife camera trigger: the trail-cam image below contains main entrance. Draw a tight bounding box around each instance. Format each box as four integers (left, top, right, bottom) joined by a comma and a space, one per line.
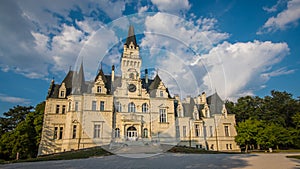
127, 126, 137, 141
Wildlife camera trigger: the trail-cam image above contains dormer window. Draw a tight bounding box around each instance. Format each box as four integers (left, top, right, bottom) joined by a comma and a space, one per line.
97, 86, 102, 93
60, 91, 65, 97
160, 91, 163, 97
58, 82, 66, 98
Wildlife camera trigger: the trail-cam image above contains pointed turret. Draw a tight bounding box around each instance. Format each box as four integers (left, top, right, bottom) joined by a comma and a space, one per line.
72, 62, 86, 94
125, 25, 138, 48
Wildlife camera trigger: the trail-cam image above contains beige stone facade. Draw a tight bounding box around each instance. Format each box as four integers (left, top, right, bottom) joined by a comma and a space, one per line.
38, 26, 239, 155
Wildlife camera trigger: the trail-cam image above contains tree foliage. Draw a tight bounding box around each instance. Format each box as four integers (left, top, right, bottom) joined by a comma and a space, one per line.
0, 102, 45, 160
227, 90, 300, 150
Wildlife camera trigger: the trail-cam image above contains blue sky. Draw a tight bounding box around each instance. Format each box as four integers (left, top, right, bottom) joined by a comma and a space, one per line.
0, 0, 300, 116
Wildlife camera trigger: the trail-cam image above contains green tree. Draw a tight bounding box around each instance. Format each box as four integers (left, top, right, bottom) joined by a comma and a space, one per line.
235, 119, 264, 152
0, 105, 33, 135
0, 102, 45, 160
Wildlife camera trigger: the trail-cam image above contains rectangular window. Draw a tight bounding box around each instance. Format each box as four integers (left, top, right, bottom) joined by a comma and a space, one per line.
230, 144, 232, 149
92, 101, 97, 111
59, 127, 63, 139
195, 124, 200, 136
183, 126, 186, 137
203, 126, 207, 137
176, 126, 180, 138
60, 91, 64, 97
68, 102, 71, 111
97, 86, 101, 93
100, 101, 105, 111
209, 126, 213, 137
75, 102, 78, 111
226, 144, 229, 150
62, 105, 66, 114
56, 105, 60, 114
53, 127, 58, 139
160, 91, 163, 97
224, 126, 229, 136
94, 124, 101, 138
159, 109, 167, 123
72, 125, 77, 139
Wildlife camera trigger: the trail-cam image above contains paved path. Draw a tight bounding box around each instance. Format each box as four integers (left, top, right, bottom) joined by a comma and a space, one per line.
1, 153, 300, 169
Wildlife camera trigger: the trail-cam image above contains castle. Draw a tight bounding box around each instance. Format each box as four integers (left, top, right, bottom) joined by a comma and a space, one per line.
38, 26, 239, 155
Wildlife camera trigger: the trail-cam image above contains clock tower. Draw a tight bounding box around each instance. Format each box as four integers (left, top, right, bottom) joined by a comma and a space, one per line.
120, 25, 142, 95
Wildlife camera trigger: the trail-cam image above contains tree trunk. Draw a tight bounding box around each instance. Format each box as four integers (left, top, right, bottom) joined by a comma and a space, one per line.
245, 144, 248, 153
276, 145, 279, 150
257, 144, 260, 150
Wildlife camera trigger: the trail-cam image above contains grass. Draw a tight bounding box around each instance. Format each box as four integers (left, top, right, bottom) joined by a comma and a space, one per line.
167, 146, 241, 154
286, 155, 300, 159
0, 146, 112, 164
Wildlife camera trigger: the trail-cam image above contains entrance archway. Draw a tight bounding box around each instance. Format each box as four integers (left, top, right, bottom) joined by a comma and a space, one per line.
127, 126, 137, 141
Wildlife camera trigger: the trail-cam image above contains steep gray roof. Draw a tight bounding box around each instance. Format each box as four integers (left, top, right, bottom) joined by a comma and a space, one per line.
148, 75, 161, 90
207, 93, 224, 116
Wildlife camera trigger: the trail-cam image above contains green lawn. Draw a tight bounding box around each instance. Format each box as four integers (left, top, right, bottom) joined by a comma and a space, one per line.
286, 155, 300, 160
0, 146, 112, 164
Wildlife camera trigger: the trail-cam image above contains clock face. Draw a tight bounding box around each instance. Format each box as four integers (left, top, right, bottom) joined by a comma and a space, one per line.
128, 84, 136, 92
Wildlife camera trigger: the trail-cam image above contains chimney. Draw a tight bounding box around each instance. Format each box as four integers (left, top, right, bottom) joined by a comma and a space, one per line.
145, 69, 148, 84
111, 65, 115, 82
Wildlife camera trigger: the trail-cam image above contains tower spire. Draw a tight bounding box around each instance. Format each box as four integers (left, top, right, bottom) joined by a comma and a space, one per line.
125, 25, 138, 48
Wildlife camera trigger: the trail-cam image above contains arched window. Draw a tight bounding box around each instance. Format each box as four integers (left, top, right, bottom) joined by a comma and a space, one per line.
143, 128, 148, 138
142, 103, 148, 113
128, 102, 136, 112
115, 128, 120, 138
116, 102, 122, 112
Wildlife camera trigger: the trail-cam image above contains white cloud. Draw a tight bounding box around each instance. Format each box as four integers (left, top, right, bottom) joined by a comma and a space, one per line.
140, 13, 229, 98
0, 93, 31, 104
263, 0, 287, 13
261, 67, 295, 80
0, 0, 125, 80
151, 0, 191, 14
138, 6, 149, 13
198, 40, 290, 100
259, 0, 300, 33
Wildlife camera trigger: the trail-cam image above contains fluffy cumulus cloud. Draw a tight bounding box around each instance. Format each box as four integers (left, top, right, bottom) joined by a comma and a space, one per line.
199, 41, 290, 100
259, 0, 300, 33
0, 0, 125, 80
140, 13, 229, 97
151, 0, 191, 14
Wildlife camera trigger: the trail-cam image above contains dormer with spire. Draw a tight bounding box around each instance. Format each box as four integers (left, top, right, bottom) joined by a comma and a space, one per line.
92, 68, 107, 94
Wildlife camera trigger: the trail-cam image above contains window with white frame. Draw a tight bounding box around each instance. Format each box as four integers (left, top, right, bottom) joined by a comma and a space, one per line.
142, 103, 148, 113
183, 126, 186, 137
176, 126, 180, 137
159, 109, 167, 123
92, 101, 97, 111
116, 102, 122, 112
94, 124, 101, 138
160, 91, 163, 97
115, 128, 120, 138
224, 126, 230, 136
97, 86, 102, 93
72, 125, 77, 139
128, 102, 136, 112
100, 101, 105, 111
143, 128, 148, 138
195, 124, 200, 136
